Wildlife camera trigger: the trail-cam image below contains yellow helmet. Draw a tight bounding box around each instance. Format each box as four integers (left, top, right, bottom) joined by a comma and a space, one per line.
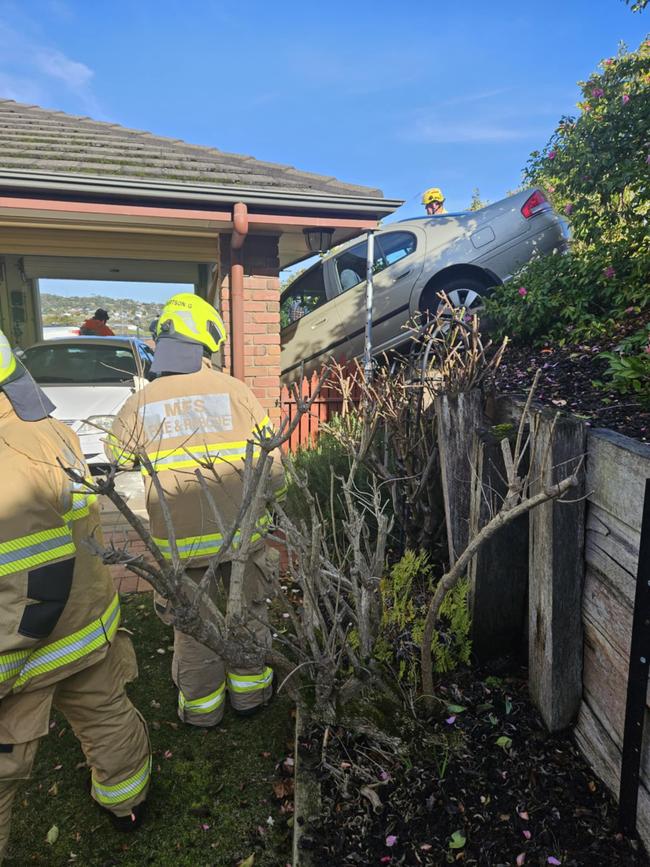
0, 330, 17, 385
0, 328, 55, 420
422, 187, 445, 205
155, 293, 226, 353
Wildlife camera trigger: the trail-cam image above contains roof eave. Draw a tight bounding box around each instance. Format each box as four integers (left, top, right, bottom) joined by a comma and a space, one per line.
0, 169, 403, 218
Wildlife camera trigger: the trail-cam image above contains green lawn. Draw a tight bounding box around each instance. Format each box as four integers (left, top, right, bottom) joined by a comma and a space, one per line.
7, 596, 293, 867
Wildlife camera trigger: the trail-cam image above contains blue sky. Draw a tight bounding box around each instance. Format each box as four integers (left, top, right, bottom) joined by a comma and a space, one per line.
0, 0, 647, 301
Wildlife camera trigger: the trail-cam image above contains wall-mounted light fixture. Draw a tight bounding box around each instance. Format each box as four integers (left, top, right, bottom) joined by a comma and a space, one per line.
303, 227, 335, 254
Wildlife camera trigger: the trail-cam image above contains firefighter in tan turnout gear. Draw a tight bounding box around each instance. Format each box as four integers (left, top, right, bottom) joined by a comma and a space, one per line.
108, 293, 284, 727
0, 331, 151, 860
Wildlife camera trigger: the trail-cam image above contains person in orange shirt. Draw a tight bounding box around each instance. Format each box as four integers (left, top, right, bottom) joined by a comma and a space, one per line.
80, 309, 115, 336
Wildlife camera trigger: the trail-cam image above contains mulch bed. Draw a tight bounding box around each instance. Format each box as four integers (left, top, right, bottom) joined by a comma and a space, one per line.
492, 312, 650, 443
298, 671, 648, 866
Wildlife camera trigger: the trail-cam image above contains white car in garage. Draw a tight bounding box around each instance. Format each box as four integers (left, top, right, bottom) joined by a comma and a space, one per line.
20, 336, 153, 467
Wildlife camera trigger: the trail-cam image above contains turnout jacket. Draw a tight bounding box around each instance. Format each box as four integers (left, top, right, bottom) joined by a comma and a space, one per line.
0, 394, 119, 699
108, 360, 285, 566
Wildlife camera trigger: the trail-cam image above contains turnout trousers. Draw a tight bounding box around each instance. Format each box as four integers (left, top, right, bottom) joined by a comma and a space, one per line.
0, 634, 151, 861
161, 557, 274, 727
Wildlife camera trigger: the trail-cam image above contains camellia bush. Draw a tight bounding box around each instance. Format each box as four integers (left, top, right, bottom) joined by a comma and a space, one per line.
487, 38, 650, 344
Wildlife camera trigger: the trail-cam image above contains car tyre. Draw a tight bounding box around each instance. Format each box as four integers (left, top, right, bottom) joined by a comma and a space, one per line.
421, 274, 492, 320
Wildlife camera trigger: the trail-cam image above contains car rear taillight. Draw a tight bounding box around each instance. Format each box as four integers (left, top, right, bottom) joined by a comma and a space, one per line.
521, 190, 551, 219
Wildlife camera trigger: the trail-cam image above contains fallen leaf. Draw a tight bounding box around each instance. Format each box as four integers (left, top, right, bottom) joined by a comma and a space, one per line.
163, 750, 173, 759
46, 825, 59, 845
273, 779, 294, 799
518, 810, 529, 820
386, 834, 398, 847
48, 782, 58, 796
449, 830, 466, 849
237, 857, 255, 867
496, 735, 513, 750
446, 704, 467, 714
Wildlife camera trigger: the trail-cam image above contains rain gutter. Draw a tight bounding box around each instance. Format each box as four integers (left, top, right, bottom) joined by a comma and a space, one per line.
0, 169, 403, 218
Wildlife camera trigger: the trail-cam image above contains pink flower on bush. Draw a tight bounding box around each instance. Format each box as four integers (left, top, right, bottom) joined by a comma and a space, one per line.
548, 150, 556, 160
564, 203, 573, 215
622, 94, 630, 104
644, 344, 650, 355
547, 185, 555, 193
604, 58, 614, 67
591, 87, 604, 99
603, 266, 616, 279
386, 835, 398, 847
583, 103, 591, 112
518, 287, 528, 297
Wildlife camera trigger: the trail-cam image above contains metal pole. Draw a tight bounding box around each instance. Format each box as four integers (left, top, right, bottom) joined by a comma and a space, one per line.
619, 478, 650, 836
363, 231, 375, 381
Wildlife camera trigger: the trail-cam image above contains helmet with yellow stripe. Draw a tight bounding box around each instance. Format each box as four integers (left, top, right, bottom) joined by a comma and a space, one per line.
0, 328, 55, 420
155, 293, 226, 353
422, 187, 445, 205
0, 330, 17, 385
150, 294, 227, 376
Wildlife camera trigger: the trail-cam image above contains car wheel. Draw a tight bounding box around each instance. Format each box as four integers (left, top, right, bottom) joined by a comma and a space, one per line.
422, 275, 492, 320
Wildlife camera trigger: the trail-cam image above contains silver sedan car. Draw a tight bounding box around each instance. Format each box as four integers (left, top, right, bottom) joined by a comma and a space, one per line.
280, 188, 569, 382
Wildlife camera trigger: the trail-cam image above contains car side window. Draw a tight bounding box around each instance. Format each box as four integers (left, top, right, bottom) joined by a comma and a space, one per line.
280, 265, 327, 328
375, 231, 417, 266
335, 241, 387, 293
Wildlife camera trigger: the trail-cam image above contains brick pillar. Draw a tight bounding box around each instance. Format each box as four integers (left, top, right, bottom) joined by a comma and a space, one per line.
218, 234, 282, 426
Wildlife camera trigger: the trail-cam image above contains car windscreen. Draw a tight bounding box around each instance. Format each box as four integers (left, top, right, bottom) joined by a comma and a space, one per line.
21, 343, 140, 384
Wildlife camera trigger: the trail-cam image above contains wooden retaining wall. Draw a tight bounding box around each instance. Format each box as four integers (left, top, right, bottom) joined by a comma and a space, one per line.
573, 429, 650, 845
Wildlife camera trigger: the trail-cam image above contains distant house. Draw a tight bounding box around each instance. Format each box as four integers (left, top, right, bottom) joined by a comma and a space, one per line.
0, 99, 401, 421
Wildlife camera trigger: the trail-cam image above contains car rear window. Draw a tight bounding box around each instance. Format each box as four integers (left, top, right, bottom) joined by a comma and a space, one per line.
22, 343, 141, 384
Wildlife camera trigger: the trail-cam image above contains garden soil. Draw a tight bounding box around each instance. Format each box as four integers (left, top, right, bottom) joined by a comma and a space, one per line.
299, 670, 649, 866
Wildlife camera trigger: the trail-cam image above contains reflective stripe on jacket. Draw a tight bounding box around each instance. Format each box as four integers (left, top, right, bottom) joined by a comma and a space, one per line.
0, 393, 119, 698
108, 359, 285, 566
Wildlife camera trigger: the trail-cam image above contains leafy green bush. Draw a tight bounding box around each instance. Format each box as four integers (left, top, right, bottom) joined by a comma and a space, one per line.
375, 550, 471, 688
486, 239, 649, 344
284, 420, 354, 525
596, 323, 650, 406
486, 38, 650, 344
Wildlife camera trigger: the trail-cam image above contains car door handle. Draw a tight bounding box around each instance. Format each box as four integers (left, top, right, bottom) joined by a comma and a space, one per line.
311, 318, 327, 329
395, 268, 411, 280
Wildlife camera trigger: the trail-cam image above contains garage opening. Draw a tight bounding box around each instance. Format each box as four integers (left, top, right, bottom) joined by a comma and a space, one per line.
39, 278, 192, 340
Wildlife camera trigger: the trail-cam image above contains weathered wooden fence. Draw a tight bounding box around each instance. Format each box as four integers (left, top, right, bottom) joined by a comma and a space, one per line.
439, 395, 650, 846
574, 429, 650, 846
279, 373, 362, 451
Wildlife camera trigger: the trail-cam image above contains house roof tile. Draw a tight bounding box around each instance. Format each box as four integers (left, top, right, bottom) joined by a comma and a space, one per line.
0, 99, 383, 198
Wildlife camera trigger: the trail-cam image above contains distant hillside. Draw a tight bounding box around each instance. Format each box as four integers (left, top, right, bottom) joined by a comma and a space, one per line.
41, 293, 162, 329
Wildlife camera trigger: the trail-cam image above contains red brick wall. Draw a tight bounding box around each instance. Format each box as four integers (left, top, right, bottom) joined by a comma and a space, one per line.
100, 500, 154, 594
218, 234, 282, 427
